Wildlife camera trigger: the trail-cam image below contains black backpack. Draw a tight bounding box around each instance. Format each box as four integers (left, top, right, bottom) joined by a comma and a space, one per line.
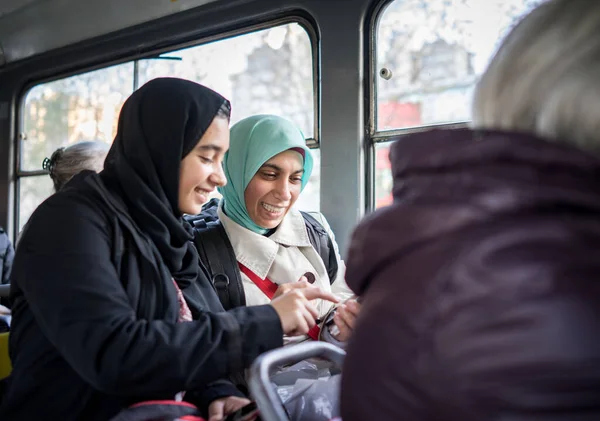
184, 198, 338, 310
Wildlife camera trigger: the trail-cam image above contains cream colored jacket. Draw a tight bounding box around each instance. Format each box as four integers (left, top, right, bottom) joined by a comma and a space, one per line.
218, 204, 353, 342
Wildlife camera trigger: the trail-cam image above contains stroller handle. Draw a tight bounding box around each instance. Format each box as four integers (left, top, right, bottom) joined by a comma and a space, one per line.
248, 341, 346, 421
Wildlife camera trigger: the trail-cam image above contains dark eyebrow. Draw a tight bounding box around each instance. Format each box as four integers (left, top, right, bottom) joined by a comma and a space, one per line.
196, 144, 222, 152
261, 163, 304, 174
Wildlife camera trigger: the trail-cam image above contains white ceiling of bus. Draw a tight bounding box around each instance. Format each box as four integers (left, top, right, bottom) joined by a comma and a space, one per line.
0, 0, 229, 65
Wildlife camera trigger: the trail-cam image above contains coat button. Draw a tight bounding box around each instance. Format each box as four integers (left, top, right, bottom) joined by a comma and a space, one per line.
303, 272, 316, 284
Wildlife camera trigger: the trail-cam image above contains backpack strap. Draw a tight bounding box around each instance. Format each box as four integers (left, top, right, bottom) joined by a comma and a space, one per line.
300, 212, 339, 284
192, 222, 246, 311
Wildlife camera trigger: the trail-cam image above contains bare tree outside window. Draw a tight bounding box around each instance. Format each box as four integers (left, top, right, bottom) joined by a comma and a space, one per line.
19, 22, 317, 229
375, 0, 545, 208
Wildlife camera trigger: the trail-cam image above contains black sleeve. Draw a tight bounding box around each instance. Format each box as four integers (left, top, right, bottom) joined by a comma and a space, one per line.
185, 379, 245, 414
13, 195, 283, 397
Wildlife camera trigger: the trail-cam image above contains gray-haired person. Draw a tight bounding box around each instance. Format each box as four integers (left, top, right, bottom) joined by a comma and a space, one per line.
42, 141, 109, 192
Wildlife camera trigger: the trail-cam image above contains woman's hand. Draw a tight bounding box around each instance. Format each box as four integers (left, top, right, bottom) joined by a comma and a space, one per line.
208, 396, 254, 421
271, 286, 338, 336
332, 299, 361, 342
272, 276, 310, 299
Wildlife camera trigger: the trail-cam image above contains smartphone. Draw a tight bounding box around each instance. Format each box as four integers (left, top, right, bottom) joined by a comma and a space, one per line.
224, 402, 259, 421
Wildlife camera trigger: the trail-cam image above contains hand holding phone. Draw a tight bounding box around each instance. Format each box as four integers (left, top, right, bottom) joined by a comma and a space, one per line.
224, 402, 259, 421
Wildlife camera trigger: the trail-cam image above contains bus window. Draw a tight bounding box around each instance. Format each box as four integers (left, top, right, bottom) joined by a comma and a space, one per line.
373, 0, 545, 208
374, 143, 392, 209
17, 175, 55, 232
18, 21, 318, 230
19, 62, 133, 230
136, 22, 317, 210
137, 23, 315, 138
21, 63, 133, 171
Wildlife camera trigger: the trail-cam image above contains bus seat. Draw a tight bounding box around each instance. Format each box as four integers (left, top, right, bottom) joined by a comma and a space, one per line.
0, 332, 11, 380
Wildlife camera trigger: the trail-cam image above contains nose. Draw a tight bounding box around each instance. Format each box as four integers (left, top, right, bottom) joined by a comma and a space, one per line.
273, 178, 292, 201
209, 164, 227, 187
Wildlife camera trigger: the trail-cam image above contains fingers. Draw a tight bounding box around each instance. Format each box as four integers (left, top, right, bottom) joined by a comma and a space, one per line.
301, 287, 339, 304
290, 297, 317, 334
288, 280, 311, 290
336, 304, 357, 330
331, 303, 359, 342
210, 396, 251, 421
223, 397, 251, 415
274, 279, 312, 298
333, 312, 352, 342
302, 303, 318, 327
301, 296, 320, 320
208, 399, 225, 421
345, 299, 361, 317
272, 285, 339, 336
289, 308, 310, 336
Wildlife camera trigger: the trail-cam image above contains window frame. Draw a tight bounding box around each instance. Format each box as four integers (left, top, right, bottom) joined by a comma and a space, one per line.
15, 15, 320, 231
366, 0, 472, 211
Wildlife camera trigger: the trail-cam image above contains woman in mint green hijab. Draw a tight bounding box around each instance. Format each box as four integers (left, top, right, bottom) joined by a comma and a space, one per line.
216, 114, 360, 344
219, 114, 313, 234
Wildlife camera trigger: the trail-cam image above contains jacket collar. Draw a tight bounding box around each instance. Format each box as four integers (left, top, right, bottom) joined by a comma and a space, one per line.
218, 204, 311, 279
347, 128, 600, 295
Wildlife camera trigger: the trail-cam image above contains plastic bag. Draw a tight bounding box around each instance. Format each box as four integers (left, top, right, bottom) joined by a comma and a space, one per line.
270, 360, 341, 421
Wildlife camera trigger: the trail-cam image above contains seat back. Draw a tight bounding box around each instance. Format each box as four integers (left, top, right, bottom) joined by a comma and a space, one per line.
0, 332, 11, 380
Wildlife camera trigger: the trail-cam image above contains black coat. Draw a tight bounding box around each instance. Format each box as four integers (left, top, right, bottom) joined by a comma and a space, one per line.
0, 174, 283, 420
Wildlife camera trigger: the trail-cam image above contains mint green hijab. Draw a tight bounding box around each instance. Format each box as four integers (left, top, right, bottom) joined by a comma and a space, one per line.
219, 115, 314, 234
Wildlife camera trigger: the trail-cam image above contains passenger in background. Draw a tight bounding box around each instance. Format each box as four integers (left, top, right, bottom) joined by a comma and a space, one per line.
1, 78, 336, 421
0, 228, 13, 309
42, 140, 109, 192
192, 115, 359, 345
14, 141, 111, 246
341, 1, 600, 420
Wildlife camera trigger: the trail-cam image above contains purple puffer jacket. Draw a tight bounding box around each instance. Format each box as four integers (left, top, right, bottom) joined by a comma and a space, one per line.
341, 128, 600, 421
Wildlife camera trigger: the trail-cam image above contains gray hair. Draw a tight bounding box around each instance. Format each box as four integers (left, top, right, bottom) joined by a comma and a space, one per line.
42, 141, 110, 191
472, 0, 600, 153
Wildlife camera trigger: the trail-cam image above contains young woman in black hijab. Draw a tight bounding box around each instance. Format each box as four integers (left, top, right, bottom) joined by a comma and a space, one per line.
0, 78, 335, 421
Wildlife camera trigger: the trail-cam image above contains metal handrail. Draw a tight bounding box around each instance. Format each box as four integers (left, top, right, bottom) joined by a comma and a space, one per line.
248, 341, 346, 421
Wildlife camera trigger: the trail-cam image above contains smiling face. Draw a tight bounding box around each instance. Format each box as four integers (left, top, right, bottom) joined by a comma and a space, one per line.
244, 149, 304, 229
178, 116, 229, 215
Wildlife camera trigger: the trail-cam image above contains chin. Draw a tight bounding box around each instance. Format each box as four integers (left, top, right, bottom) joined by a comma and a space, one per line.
181, 204, 202, 216
259, 219, 283, 230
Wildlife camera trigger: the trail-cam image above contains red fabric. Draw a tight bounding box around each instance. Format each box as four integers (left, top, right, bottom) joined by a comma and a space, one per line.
130, 400, 197, 409
238, 262, 321, 340
307, 324, 321, 340
238, 263, 279, 299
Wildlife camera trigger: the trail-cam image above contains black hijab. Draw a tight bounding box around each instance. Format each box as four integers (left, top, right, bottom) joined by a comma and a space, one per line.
102, 77, 227, 287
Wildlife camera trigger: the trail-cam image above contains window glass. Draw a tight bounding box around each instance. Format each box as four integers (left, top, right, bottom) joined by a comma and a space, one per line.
18, 22, 319, 229
376, 0, 544, 131
375, 142, 393, 208
295, 148, 320, 212
21, 62, 133, 170
18, 175, 55, 232
137, 23, 315, 137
